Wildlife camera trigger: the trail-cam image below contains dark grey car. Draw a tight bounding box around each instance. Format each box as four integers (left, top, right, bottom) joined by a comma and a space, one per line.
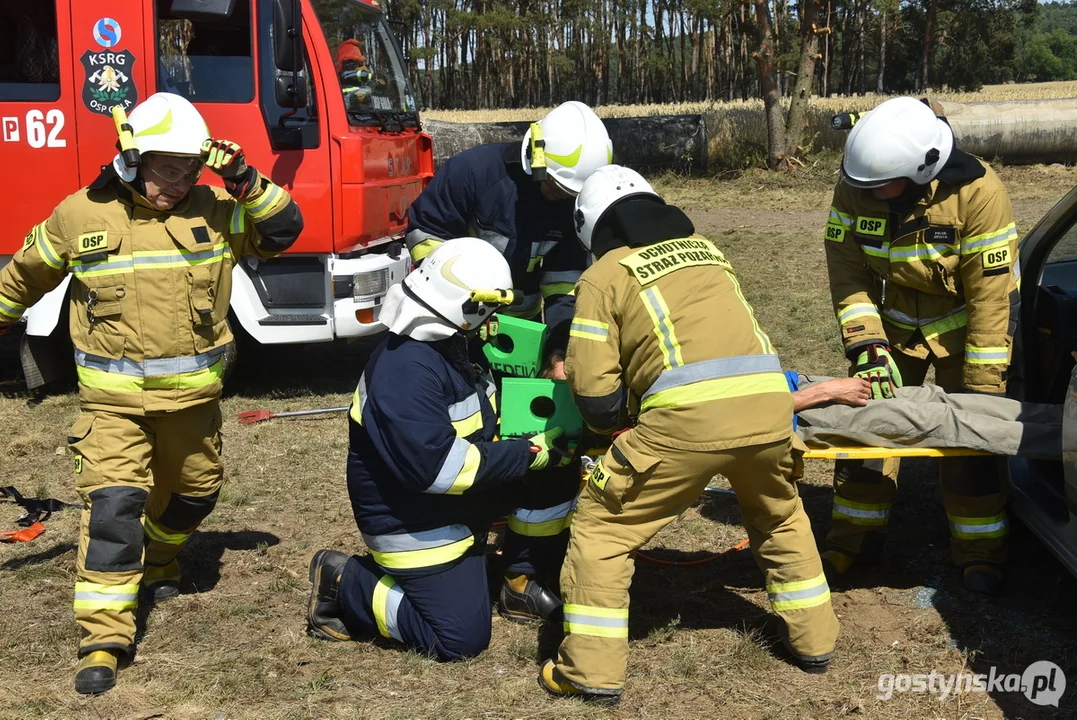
1007, 185, 1077, 576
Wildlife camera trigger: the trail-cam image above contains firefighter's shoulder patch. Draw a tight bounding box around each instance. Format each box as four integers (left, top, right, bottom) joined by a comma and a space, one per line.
76, 231, 109, 255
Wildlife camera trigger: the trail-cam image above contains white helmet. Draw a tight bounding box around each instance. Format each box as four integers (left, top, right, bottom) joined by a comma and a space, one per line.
841, 96, 953, 189
521, 101, 613, 195
573, 165, 658, 252
403, 237, 514, 331
112, 92, 210, 181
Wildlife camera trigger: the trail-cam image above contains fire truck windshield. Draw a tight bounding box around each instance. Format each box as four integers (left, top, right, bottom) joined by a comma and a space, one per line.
313, 0, 417, 126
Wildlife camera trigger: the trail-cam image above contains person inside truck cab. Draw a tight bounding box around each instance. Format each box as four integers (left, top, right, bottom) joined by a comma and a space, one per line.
0, 92, 303, 695
335, 38, 375, 109
405, 101, 614, 379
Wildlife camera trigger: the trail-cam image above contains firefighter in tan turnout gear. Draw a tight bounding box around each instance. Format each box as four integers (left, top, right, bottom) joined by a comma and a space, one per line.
0, 93, 302, 694
823, 97, 1018, 595
538, 166, 839, 703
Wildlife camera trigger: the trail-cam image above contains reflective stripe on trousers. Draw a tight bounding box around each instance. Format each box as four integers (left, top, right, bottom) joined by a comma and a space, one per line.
507, 498, 577, 537
562, 604, 629, 639
372, 574, 405, 641
363, 525, 476, 570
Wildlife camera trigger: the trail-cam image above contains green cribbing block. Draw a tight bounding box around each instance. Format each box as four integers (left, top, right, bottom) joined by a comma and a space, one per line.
499, 378, 584, 438
483, 314, 547, 378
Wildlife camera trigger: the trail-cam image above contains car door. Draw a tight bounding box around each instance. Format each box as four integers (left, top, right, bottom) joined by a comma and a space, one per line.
1006, 185, 1077, 576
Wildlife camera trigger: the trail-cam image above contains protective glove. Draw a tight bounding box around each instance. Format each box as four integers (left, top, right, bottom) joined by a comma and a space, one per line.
477, 317, 499, 342
201, 139, 258, 199
852, 343, 903, 399
528, 427, 576, 470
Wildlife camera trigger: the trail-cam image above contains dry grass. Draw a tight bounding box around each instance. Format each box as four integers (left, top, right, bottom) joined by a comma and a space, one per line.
423, 80, 1077, 169
1, 168, 1077, 718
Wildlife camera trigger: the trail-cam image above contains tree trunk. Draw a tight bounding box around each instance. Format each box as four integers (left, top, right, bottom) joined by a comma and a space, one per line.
751, 0, 787, 166
921, 0, 938, 90
877, 5, 887, 94
783, 0, 823, 157
857, 0, 867, 95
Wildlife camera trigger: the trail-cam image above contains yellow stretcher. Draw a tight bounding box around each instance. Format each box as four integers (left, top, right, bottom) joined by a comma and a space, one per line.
801, 446, 991, 460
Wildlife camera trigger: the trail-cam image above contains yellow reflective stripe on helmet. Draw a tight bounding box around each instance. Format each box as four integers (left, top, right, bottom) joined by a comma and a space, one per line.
135, 108, 174, 137
966, 345, 1009, 365
143, 516, 190, 545
0, 293, 26, 320
767, 573, 831, 612
562, 603, 629, 638
640, 287, 684, 370
372, 575, 404, 641
541, 282, 576, 298
947, 512, 1008, 539
838, 303, 881, 326
961, 223, 1017, 255
833, 498, 891, 526
409, 239, 442, 263
32, 222, 65, 270
570, 318, 609, 342
545, 144, 583, 168
73, 582, 139, 611
242, 182, 287, 220
76, 360, 223, 393
369, 536, 475, 570
641, 371, 789, 412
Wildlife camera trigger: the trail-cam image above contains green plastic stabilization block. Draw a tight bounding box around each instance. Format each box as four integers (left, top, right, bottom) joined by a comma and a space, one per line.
482, 315, 548, 378
499, 378, 583, 438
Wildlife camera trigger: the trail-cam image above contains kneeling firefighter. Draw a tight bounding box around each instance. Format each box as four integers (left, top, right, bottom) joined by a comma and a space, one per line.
307, 238, 580, 661
0, 92, 303, 694
539, 166, 840, 703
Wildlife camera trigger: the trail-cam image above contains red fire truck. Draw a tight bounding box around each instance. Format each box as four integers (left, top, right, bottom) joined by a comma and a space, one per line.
0, 0, 433, 385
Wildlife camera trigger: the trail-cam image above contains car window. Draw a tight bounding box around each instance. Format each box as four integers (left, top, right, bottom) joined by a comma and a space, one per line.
0, 4, 60, 101
1046, 222, 1077, 266
157, 0, 254, 103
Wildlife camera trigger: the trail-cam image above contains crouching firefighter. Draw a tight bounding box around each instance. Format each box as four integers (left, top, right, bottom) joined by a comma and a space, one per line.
306, 238, 580, 661
538, 167, 840, 704
0, 92, 303, 694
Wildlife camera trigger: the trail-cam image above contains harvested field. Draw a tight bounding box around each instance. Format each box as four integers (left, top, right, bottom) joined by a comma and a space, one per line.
0, 163, 1075, 719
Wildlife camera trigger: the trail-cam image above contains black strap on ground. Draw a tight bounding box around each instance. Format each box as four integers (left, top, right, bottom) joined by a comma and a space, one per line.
0, 486, 72, 526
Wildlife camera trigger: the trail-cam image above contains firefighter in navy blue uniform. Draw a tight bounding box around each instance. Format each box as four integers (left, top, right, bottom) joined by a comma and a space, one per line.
306, 238, 579, 660
405, 101, 613, 369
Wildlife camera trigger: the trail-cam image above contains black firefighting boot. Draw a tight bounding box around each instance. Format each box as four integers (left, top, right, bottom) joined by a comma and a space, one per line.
74, 649, 121, 695
962, 564, 1004, 596
144, 560, 181, 602
307, 549, 352, 641
537, 660, 622, 706
498, 572, 562, 624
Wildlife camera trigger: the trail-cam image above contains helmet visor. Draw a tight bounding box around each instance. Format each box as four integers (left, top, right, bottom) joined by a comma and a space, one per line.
839, 158, 898, 190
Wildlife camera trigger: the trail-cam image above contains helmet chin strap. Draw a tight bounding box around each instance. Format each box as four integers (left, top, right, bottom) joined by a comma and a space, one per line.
400, 280, 464, 331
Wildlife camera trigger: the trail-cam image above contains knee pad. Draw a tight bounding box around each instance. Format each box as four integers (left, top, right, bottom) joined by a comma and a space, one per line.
154, 491, 220, 533
85, 486, 148, 573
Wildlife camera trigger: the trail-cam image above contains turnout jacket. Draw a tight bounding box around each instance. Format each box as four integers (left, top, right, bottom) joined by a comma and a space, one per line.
0, 168, 301, 414
565, 234, 793, 452
405, 142, 585, 349
825, 155, 1019, 393
347, 334, 532, 575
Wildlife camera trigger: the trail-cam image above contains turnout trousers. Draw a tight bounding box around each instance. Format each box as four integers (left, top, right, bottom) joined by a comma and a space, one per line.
68, 400, 224, 659
338, 465, 579, 661
826, 350, 1010, 567
553, 430, 839, 695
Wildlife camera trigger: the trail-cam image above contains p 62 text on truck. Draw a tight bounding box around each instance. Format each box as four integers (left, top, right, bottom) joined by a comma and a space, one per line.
0, 0, 433, 386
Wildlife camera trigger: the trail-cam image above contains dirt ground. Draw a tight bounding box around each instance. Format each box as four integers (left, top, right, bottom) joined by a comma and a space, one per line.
1, 162, 1076, 719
